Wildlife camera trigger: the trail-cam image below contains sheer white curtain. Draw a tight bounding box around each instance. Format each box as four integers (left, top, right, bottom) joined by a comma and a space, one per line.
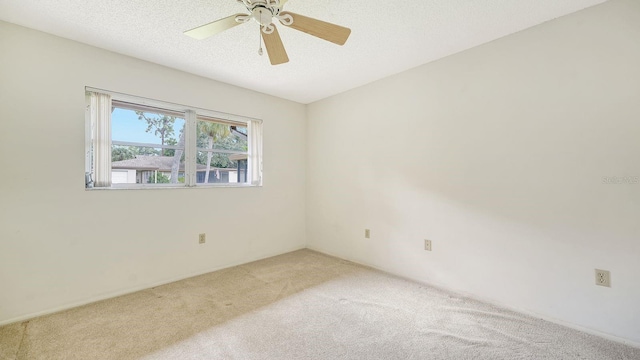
247, 120, 263, 185
90, 92, 112, 187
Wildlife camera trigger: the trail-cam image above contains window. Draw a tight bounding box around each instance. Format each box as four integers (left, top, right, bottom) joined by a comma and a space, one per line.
111, 103, 186, 185
85, 89, 262, 189
196, 116, 248, 185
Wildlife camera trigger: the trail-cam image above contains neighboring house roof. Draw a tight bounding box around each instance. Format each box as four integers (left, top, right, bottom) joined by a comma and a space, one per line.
112, 156, 183, 171
230, 126, 247, 140
112, 156, 238, 172
228, 153, 248, 161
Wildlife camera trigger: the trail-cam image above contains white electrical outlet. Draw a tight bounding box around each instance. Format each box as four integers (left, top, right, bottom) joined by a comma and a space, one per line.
424, 239, 432, 251
365, 229, 370, 239
595, 269, 610, 287
199, 233, 206, 244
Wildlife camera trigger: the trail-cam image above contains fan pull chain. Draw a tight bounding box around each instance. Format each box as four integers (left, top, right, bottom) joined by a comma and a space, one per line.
258, 10, 264, 56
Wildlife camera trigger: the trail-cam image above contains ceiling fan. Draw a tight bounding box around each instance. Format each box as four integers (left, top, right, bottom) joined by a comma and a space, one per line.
184, 0, 351, 65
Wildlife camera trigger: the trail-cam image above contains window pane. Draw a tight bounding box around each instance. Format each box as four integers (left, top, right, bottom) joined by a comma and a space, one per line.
112, 146, 186, 184
196, 151, 247, 184
112, 107, 185, 150
196, 120, 248, 152
111, 107, 186, 185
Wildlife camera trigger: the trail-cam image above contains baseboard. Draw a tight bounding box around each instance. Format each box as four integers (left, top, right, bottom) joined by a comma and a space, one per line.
306, 245, 640, 349
0, 244, 306, 327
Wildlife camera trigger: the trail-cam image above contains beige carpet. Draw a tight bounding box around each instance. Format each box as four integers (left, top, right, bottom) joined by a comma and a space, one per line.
1, 249, 639, 360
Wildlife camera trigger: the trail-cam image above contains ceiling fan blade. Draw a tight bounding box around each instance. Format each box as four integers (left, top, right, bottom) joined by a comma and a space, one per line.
280, 11, 351, 45
184, 14, 247, 40
261, 25, 289, 65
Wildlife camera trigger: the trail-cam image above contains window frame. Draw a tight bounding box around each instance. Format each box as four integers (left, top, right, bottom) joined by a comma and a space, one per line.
85, 87, 262, 190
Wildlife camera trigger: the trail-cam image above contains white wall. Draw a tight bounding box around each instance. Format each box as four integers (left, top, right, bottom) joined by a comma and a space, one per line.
307, 0, 640, 344
0, 21, 306, 323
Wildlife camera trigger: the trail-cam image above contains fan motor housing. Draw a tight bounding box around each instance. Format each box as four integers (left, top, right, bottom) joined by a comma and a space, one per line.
252, 6, 273, 26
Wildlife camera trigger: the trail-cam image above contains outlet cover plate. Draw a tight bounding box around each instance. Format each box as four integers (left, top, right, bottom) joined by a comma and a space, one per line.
595, 269, 610, 287
424, 239, 432, 251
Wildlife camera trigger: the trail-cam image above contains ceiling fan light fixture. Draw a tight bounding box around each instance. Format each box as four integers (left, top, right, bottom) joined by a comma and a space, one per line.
252, 7, 274, 27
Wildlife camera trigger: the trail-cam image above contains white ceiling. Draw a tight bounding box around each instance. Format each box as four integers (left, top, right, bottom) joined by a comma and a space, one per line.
0, 0, 606, 103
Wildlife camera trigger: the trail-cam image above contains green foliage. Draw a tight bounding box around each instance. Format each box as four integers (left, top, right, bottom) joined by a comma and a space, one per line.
164, 138, 177, 157
197, 152, 235, 168
196, 125, 247, 152
112, 146, 136, 161
147, 172, 170, 184
196, 122, 248, 168
136, 147, 161, 156
112, 146, 160, 162
136, 111, 177, 156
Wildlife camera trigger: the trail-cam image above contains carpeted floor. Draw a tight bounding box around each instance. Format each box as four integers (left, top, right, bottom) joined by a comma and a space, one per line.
1, 249, 639, 360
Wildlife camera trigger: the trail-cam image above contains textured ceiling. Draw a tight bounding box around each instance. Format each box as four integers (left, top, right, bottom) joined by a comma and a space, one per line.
0, 0, 606, 103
